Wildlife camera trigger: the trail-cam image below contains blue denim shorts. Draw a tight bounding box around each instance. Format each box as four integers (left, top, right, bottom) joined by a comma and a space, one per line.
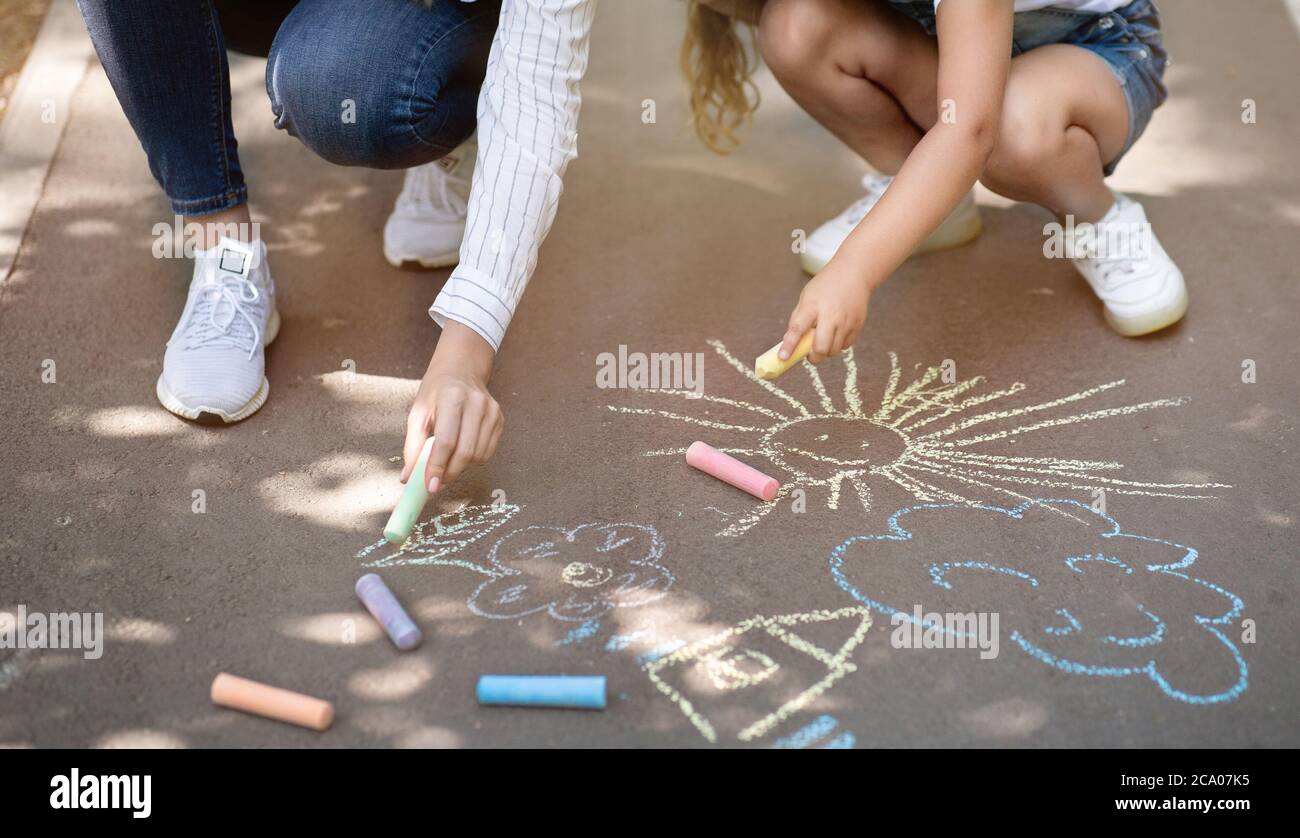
888, 0, 1169, 175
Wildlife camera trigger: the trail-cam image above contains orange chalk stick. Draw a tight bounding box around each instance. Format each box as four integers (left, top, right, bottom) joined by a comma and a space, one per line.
210, 672, 334, 731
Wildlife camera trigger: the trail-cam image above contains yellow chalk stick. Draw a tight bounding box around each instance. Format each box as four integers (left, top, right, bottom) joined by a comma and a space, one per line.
755, 331, 814, 380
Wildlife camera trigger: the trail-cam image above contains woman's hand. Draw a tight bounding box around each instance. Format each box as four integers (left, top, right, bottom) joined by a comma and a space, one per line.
779, 260, 873, 363
402, 321, 503, 493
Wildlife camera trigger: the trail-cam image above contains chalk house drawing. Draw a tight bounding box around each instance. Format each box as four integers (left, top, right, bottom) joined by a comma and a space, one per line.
355, 503, 520, 569
608, 342, 1229, 536
643, 606, 872, 743
830, 499, 1248, 704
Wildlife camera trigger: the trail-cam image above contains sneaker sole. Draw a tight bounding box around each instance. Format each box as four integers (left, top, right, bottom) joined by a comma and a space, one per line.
383, 245, 460, 270
800, 205, 983, 275
156, 308, 281, 424
1104, 285, 1189, 337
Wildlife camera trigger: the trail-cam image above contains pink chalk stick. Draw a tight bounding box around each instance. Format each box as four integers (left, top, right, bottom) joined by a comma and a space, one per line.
686, 441, 779, 502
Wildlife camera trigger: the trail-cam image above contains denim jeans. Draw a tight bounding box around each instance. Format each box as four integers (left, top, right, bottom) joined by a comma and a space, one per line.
77, 0, 502, 216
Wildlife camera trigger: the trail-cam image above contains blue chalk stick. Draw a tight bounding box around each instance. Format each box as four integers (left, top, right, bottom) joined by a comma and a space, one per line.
476, 675, 606, 710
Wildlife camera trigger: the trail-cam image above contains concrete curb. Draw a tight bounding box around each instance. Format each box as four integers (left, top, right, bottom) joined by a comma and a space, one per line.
0, 0, 94, 282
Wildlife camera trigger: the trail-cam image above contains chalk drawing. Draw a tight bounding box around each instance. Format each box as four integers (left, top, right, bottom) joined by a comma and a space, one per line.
356, 503, 519, 569
608, 343, 1228, 536
636, 640, 686, 666
465, 523, 673, 622
1044, 608, 1081, 636
643, 606, 871, 743
770, 714, 857, 749
555, 619, 601, 647
821, 732, 856, 748
0, 648, 33, 692
1104, 606, 1165, 648
605, 630, 650, 652
360, 515, 672, 623
829, 499, 1248, 704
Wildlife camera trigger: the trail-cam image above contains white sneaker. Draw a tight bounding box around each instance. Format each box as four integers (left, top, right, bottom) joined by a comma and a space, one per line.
383, 136, 476, 268
801, 172, 983, 274
1070, 193, 1187, 337
156, 237, 279, 423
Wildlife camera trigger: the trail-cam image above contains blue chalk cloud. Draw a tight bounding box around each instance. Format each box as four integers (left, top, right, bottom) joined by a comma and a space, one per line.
829, 499, 1248, 704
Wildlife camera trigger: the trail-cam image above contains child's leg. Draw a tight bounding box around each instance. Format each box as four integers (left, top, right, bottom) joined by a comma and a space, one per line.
979, 44, 1128, 223
759, 0, 984, 273
981, 41, 1184, 337
757, 0, 938, 175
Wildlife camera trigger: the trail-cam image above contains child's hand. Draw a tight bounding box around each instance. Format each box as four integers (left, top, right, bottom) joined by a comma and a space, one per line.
779, 261, 872, 363
402, 321, 502, 493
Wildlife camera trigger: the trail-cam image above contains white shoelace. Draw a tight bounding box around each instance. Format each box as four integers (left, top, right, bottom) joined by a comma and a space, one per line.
1077, 196, 1150, 291
182, 274, 264, 359
399, 161, 469, 219
1091, 255, 1142, 290
839, 173, 894, 225
1076, 225, 1145, 291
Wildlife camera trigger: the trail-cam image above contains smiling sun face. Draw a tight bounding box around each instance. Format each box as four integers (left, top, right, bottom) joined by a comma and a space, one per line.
608, 340, 1229, 536
763, 414, 909, 479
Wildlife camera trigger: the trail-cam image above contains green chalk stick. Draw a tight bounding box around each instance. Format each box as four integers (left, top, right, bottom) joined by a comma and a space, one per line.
384, 437, 435, 544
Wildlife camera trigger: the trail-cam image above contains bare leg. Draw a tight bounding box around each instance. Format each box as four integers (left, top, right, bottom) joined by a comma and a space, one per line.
760, 2, 1126, 223
979, 44, 1129, 223
184, 204, 255, 250
757, 0, 939, 175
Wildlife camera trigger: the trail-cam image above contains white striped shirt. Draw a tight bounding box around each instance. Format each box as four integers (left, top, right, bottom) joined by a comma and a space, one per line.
429, 0, 598, 351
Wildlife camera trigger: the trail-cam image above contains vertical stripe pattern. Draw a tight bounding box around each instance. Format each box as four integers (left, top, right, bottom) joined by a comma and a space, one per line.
429, 0, 598, 350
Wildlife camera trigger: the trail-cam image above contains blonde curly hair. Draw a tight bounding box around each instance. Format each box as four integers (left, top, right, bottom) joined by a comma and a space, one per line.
680, 1, 761, 154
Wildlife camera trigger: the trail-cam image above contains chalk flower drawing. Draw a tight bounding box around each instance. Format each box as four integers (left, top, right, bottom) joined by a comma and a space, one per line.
830, 499, 1248, 704
608, 342, 1228, 536
355, 503, 520, 569
356, 507, 670, 623
643, 606, 871, 743
468, 523, 672, 621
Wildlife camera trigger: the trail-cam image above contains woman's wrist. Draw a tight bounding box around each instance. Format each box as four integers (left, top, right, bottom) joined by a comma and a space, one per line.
431, 319, 496, 381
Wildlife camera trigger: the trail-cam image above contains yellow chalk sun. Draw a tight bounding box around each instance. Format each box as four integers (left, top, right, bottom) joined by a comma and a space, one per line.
608, 341, 1228, 536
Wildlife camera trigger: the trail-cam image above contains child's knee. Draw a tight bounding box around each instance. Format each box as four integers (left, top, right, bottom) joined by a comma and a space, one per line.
758, 0, 838, 81
982, 102, 1062, 194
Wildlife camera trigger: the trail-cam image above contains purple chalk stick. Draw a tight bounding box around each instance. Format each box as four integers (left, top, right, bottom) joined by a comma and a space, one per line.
355, 573, 423, 651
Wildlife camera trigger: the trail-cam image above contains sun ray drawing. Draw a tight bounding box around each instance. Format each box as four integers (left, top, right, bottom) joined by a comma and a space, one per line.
607, 341, 1230, 536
